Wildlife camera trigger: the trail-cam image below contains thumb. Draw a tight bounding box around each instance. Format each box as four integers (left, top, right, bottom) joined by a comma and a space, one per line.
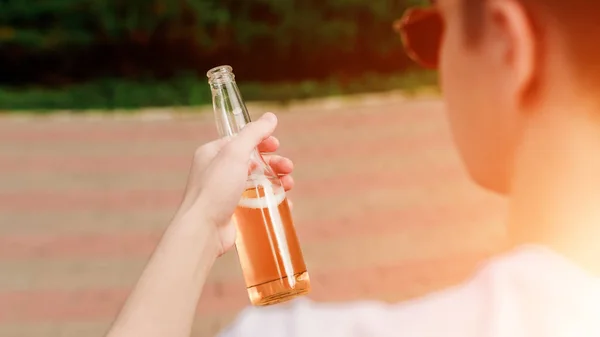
195, 113, 278, 225
226, 113, 278, 157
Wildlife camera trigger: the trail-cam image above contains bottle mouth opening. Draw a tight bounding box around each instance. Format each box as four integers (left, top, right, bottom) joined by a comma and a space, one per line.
207, 65, 233, 79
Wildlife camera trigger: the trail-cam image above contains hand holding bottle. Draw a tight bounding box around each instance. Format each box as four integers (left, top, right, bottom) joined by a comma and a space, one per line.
174, 113, 295, 257
206, 65, 310, 305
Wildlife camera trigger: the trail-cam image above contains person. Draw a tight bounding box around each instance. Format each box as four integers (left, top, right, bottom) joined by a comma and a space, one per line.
107, 0, 600, 335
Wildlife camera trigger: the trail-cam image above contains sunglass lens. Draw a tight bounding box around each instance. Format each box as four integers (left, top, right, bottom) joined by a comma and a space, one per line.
400, 9, 443, 68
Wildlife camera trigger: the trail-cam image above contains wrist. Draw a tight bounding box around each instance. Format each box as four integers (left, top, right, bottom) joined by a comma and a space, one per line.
166, 209, 222, 263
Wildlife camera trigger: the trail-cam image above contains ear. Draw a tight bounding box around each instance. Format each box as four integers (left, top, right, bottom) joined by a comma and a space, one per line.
487, 0, 537, 102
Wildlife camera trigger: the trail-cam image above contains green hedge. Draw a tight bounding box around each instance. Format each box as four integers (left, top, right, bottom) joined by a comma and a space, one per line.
0, 0, 430, 85
0, 71, 438, 112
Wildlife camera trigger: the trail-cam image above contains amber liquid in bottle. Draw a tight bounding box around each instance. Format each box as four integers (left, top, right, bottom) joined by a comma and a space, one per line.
207, 65, 310, 306
234, 184, 310, 305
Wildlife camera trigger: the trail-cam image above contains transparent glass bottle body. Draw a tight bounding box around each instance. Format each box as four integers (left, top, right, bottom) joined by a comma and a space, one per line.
207, 65, 310, 306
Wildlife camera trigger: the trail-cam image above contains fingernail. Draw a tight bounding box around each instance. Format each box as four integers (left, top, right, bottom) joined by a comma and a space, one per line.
262, 112, 277, 122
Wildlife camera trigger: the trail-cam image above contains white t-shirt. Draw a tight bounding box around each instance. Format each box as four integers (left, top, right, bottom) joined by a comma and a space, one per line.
218, 246, 600, 336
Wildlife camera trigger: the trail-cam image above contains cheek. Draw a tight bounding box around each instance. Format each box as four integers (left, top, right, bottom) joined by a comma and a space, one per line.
438, 30, 515, 191
439, 29, 476, 149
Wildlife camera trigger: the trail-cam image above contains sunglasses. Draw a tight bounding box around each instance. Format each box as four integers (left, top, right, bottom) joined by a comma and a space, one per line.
394, 7, 444, 69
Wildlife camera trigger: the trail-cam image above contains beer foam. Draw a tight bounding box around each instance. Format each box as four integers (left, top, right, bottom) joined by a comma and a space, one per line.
238, 190, 286, 209
239, 176, 286, 209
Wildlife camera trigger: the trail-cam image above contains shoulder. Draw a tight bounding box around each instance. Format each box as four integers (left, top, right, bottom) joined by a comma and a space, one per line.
218, 245, 600, 337
218, 272, 493, 337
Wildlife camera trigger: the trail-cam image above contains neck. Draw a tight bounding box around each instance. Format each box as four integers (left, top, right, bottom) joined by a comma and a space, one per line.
508, 100, 600, 274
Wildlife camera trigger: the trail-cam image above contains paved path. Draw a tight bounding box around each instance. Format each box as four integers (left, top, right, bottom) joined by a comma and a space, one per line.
0, 96, 506, 336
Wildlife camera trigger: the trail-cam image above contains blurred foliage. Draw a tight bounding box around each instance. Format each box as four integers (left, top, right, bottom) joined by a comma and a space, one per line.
0, 0, 429, 49
0, 70, 437, 112
0, 0, 433, 111
0, 0, 429, 85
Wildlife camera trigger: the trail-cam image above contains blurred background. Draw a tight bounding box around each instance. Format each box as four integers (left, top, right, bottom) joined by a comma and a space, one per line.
0, 0, 436, 110
0, 0, 506, 336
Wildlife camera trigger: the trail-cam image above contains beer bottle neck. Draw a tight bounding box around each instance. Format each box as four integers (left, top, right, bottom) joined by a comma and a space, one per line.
208, 66, 252, 138
207, 65, 279, 182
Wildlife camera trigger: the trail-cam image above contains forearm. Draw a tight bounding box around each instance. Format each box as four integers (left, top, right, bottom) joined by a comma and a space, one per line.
106, 213, 219, 337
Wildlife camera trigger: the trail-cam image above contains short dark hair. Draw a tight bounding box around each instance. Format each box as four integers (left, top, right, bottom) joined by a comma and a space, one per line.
462, 0, 600, 87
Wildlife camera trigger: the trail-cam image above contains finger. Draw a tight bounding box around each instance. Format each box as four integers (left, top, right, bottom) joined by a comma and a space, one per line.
194, 138, 229, 165
225, 113, 278, 157
203, 137, 229, 152
257, 136, 280, 154
180, 138, 230, 213
263, 155, 294, 175
280, 174, 295, 191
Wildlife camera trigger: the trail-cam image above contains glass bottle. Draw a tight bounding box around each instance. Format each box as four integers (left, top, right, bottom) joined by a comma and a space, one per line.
207, 65, 311, 306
